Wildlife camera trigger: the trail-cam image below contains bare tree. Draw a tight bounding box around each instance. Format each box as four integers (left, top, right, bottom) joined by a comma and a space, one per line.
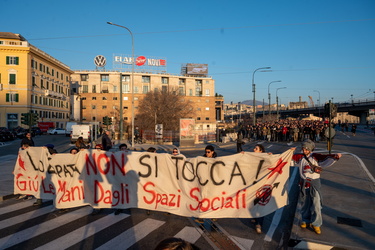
136, 90, 195, 130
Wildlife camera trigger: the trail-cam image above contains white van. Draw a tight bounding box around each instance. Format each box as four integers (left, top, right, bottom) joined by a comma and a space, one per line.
70, 124, 92, 143
65, 122, 78, 137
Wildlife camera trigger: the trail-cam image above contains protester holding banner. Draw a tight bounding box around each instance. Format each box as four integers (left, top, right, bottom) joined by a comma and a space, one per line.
203, 145, 217, 158
20, 132, 34, 147
292, 139, 342, 235
75, 136, 89, 150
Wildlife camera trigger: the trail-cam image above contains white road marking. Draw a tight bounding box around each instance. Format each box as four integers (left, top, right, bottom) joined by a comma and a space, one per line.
35, 213, 130, 250
0, 206, 92, 248
96, 218, 165, 249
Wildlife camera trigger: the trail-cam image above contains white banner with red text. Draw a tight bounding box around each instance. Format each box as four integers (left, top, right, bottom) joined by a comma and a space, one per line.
14, 148, 293, 218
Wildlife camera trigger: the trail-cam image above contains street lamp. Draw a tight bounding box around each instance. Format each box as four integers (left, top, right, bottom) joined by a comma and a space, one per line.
107, 22, 135, 147
268, 80, 281, 118
314, 90, 321, 118
252, 67, 271, 125
276, 87, 286, 120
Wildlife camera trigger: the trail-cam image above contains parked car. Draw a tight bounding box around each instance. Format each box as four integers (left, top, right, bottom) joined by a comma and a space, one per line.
31, 127, 43, 136
48, 128, 66, 135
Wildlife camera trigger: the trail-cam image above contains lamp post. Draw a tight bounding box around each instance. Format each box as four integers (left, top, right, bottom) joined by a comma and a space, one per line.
268, 80, 281, 118
252, 67, 271, 125
314, 90, 321, 118
107, 22, 135, 147
276, 87, 286, 120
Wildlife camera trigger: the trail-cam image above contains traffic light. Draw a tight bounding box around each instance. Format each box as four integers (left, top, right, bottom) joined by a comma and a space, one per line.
21, 113, 30, 125
108, 117, 112, 125
31, 113, 38, 126
324, 103, 338, 118
331, 104, 337, 118
103, 116, 108, 125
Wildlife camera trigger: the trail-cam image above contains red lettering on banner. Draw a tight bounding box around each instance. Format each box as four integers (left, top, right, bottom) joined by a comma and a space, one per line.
189, 187, 247, 212
57, 180, 85, 203
143, 182, 181, 209
94, 180, 129, 206
15, 173, 40, 192
85, 152, 127, 176
41, 177, 55, 194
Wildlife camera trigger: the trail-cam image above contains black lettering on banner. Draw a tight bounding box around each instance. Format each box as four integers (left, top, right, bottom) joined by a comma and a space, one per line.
182, 161, 195, 182
154, 155, 158, 178
172, 156, 184, 180
229, 161, 246, 185
138, 154, 152, 178
196, 161, 208, 186
26, 151, 44, 172
253, 160, 265, 184
210, 161, 225, 185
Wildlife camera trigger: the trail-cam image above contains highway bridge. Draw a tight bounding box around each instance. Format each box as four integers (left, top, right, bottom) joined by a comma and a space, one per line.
225, 100, 375, 124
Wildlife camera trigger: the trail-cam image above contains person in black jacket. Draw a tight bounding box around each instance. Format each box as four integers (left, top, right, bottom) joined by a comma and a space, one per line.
101, 130, 112, 151
20, 132, 34, 147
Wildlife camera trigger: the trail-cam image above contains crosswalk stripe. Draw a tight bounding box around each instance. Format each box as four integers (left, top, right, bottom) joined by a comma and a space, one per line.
0, 205, 55, 230
34, 213, 130, 250
174, 226, 203, 244
96, 218, 165, 249
0, 199, 35, 214
0, 206, 92, 248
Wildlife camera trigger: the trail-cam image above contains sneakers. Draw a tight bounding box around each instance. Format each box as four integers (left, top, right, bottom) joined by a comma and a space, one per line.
16, 194, 27, 200
255, 224, 262, 234
300, 222, 307, 228
194, 218, 204, 224
33, 199, 42, 206
312, 225, 321, 234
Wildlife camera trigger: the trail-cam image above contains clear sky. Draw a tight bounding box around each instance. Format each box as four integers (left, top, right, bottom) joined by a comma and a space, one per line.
1, 0, 374, 106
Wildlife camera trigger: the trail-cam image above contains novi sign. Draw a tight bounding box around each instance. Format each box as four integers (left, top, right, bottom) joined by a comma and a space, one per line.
114, 56, 166, 67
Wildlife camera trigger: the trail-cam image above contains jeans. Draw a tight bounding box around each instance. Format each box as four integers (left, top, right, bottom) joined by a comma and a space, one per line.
301, 187, 322, 227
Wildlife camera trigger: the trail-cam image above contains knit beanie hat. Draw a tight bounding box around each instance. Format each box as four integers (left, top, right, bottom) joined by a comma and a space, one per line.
302, 139, 315, 152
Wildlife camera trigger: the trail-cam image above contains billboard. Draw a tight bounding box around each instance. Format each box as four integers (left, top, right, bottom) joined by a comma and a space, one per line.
113, 54, 167, 73
186, 63, 208, 75
180, 118, 195, 147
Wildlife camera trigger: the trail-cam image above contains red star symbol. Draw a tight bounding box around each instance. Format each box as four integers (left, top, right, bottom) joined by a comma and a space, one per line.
267, 158, 287, 179
18, 156, 26, 171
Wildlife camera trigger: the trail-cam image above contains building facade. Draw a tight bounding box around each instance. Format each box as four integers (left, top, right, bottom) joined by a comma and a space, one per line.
70, 70, 220, 137
0, 32, 73, 129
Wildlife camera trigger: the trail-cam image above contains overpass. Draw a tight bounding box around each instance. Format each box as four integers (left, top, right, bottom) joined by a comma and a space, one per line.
225, 100, 375, 124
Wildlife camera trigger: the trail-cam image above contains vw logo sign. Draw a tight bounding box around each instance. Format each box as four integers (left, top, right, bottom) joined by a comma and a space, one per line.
94, 55, 106, 67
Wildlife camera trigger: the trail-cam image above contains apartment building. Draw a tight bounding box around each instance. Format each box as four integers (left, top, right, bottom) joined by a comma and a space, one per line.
0, 32, 73, 129
70, 70, 220, 134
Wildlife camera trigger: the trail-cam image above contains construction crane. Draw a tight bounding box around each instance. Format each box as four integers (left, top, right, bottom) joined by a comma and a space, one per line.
308, 96, 315, 107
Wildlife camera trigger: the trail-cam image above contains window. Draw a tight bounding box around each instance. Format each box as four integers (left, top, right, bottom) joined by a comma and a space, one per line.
102, 106, 107, 109
122, 75, 130, 82
81, 74, 89, 81
101, 74, 109, 81
102, 97, 107, 100
82, 85, 88, 93
179, 87, 185, 95
6, 56, 19, 65
197, 117, 201, 120
205, 89, 210, 96
92, 85, 96, 93
162, 77, 168, 84
92, 105, 96, 109
179, 78, 186, 85
143, 85, 149, 93
113, 97, 118, 100
206, 117, 209, 120
142, 76, 150, 83
123, 84, 129, 93
6, 93, 19, 102
113, 85, 117, 92
134, 86, 139, 93
9, 74, 16, 84
162, 85, 168, 93
189, 89, 193, 96
41, 79, 44, 89
92, 97, 96, 100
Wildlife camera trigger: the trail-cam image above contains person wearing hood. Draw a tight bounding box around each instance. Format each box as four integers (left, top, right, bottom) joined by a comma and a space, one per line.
292, 139, 342, 235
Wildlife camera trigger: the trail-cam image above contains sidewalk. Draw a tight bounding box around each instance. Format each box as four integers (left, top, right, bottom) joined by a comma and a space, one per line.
289, 153, 375, 249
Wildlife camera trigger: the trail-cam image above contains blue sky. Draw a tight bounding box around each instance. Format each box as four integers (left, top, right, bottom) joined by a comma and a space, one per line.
1, 0, 374, 106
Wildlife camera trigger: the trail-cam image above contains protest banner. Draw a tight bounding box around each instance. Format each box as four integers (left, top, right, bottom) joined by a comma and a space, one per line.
14, 147, 293, 218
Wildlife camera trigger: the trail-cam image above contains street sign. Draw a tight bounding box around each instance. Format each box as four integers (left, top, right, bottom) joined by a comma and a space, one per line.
325, 127, 336, 138
155, 124, 163, 139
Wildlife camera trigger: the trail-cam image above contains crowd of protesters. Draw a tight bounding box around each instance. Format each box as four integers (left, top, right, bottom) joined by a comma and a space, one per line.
236, 119, 334, 143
